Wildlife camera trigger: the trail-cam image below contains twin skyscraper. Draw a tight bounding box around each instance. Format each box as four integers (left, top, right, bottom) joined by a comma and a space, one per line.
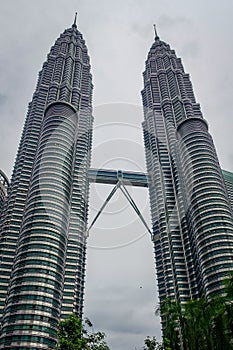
0, 17, 233, 349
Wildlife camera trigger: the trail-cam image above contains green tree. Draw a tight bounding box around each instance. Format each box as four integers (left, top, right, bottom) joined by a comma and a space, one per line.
160, 272, 233, 350
55, 313, 110, 350
143, 336, 163, 349
84, 318, 110, 350
225, 272, 233, 299
163, 338, 172, 350
160, 299, 181, 350
224, 272, 233, 337
184, 298, 215, 350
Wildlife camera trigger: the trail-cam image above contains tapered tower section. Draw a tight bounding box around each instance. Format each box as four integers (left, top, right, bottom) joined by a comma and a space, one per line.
0, 18, 93, 349
142, 30, 233, 305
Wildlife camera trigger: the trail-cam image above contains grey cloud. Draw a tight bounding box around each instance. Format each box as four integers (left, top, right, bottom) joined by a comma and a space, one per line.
180, 40, 201, 58
85, 284, 161, 348
158, 14, 192, 28
0, 93, 7, 106
130, 22, 152, 39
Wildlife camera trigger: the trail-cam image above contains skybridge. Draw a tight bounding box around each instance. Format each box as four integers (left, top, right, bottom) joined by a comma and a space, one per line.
87, 168, 150, 236
88, 168, 148, 187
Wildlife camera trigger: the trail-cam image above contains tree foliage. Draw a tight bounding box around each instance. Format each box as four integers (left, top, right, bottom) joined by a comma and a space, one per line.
55, 313, 110, 350
142, 336, 173, 350
143, 336, 163, 350
160, 273, 233, 350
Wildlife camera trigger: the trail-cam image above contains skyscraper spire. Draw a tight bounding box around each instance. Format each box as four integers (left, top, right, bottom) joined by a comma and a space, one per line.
153, 24, 159, 39
73, 11, 77, 27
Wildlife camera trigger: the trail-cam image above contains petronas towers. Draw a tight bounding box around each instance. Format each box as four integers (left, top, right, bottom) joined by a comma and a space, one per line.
0, 17, 233, 349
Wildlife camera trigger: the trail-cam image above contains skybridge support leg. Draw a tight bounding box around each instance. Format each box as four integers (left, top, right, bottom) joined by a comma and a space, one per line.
119, 183, 152, 236
86, 182, 120, 236
87, 181, 151, 237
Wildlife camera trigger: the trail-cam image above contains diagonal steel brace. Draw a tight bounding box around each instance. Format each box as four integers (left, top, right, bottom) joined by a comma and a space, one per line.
86, 181, 151, 237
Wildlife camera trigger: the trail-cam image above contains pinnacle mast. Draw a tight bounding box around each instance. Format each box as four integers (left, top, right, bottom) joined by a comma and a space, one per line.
153, 24, 159, 39
73, 12, 77, 27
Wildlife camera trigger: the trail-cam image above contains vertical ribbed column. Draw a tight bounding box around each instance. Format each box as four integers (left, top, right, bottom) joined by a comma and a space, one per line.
61, 108, 93, 319
177, 117, 233, 297
0, 102, 77, 349
0, 171, 8, 215
223, 170, 233, 209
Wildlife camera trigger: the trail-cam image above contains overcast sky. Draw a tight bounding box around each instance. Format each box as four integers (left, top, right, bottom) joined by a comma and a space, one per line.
0, 1, 233, 349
